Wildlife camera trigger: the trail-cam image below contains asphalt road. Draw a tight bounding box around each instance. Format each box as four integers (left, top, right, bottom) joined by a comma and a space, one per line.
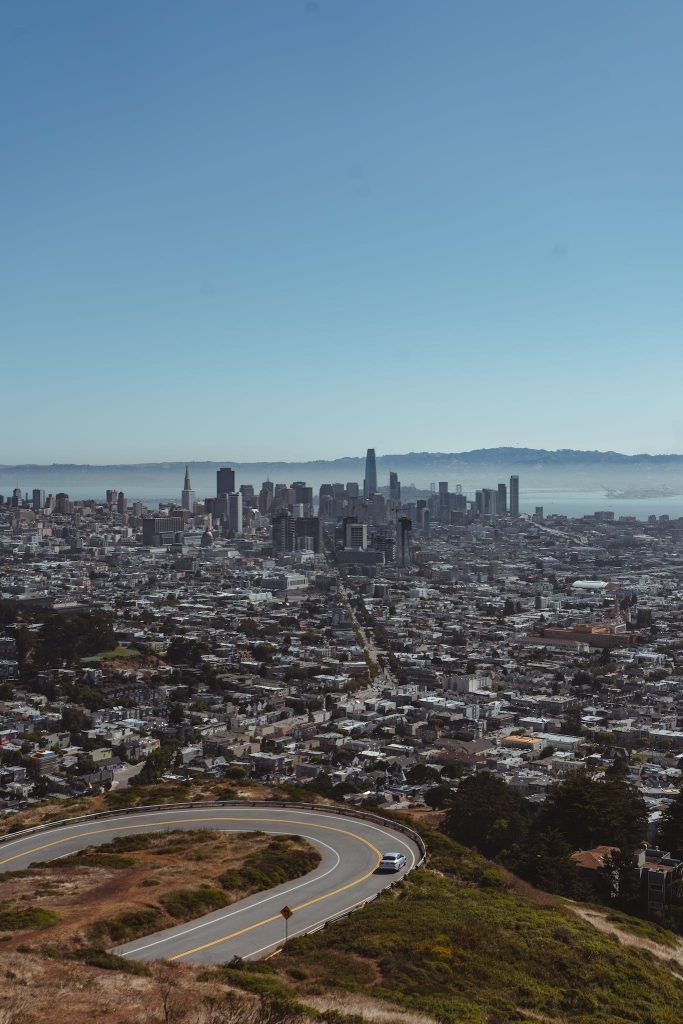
0, 805, 422, 964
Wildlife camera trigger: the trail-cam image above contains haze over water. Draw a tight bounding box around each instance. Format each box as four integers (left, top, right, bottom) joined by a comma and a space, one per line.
43, 486, 683, 521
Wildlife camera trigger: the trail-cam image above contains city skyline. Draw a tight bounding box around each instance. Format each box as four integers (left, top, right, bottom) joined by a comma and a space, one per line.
3, 2, 683, 462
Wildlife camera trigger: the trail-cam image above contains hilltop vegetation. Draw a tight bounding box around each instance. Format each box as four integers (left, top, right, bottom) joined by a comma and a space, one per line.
270, 825, 683, 1024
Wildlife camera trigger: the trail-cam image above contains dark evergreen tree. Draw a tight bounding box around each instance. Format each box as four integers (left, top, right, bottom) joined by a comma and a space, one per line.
658, 790, 683, 858
534, 770, 646, 853
443, 772, 530, 858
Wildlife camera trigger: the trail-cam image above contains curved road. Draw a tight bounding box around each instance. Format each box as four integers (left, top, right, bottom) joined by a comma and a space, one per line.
0, 806, 422, 964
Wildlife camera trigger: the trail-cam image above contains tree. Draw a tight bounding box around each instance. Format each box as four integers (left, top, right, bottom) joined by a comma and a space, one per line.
597, 847, 643, 911
37, 610, 115, 665
440, 761, 469, 780
424, 783, 454, 810
406, 763, 441, 786
166, 636, 205, 666
535, 770, 646, 853
503, 827, 584, 898
658, 789, 683, 857
168, 702, 185, 726
443, 772, 530, 858
133, 744, 178, 785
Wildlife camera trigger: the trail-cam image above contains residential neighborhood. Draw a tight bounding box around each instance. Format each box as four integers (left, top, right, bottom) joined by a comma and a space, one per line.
2, 466, 683, 898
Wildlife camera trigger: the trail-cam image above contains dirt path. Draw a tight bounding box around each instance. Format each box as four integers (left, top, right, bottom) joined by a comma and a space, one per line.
570, 904, 683, 974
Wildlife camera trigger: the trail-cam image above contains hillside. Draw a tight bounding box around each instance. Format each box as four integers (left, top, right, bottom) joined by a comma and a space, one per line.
2, 802, 683, 1023
269, 826, 683, 1024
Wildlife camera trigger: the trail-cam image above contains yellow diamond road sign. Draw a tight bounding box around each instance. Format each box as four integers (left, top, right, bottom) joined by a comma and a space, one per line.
280, 905, 293, 919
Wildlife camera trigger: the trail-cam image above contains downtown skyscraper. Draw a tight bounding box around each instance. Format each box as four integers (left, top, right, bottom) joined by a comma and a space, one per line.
363, 448, 377, 499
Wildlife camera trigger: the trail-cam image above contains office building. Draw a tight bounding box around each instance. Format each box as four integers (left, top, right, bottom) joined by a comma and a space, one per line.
396, 517, 412, 568
32, 489, 45, 512
509, 475, 520, 517
482, 488, 498, 517
55, 492, 71, 515
217, 467, 235, 497
497, 482, 507, 515
389, 472, 401, 502
259, 480, 274, 513
272, 512, 320, 554
292, 481, 313, 512
117, 492, 127, 515
272, 511, 294, 555
363, 448, 377, 499
181, 466, 196, 511
142, 515, 185, 546
295, 516, 321, 552
228, 492, 243, 534
345, 521, 368, 549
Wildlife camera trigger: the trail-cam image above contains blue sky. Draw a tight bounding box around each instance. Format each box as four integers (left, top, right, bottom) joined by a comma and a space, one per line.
3, 0, 683, 463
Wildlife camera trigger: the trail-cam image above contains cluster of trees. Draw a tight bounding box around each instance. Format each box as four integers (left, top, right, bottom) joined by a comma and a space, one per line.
14, 610, 116, 669
132, 743, 179, 786
443, 770, 649, 911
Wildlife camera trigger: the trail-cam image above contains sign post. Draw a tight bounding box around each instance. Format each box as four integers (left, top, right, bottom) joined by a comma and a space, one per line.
280, 905, 293, 947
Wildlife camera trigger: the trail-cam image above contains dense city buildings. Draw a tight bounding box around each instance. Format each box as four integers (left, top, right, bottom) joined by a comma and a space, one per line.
2, 451, 683, 915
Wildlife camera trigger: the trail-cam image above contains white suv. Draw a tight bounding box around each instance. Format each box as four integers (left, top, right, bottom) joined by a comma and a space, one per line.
378, 851, 407, 872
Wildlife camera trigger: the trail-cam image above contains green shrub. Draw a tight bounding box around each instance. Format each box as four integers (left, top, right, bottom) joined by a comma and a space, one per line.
0, 905, 59, 930
61, 852, 136, 870
66, 947, 152, 975
89, 908, 163, 945
160, 885, 228, 919
219, 836, 320, 893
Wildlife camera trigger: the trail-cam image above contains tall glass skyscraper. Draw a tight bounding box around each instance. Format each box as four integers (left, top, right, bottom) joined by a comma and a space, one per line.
217, 466, 235, 497
509, 475, 520, 517
364, 448, 377, 499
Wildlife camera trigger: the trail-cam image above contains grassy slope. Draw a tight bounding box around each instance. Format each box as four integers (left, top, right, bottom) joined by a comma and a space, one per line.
272, 827, 683, 1024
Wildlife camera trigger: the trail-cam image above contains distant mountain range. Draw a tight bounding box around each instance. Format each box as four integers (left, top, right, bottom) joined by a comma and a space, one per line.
2, 448, 683, 500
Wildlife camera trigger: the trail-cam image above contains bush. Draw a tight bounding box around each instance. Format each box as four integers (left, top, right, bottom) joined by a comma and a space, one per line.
61, 852, 136, 870
0, 905, 59, 930
89, 908, 163, 946
66, 947, 152, 975
160, 886, 228, 919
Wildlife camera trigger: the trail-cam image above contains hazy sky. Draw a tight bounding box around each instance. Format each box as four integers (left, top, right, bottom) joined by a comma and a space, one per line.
3, 1, 683, 463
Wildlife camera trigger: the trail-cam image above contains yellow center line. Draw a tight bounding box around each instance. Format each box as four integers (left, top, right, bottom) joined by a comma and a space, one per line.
0, 814, 383, 959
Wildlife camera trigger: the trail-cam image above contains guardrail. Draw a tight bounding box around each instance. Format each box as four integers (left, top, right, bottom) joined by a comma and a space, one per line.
0, 799, 427, 866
